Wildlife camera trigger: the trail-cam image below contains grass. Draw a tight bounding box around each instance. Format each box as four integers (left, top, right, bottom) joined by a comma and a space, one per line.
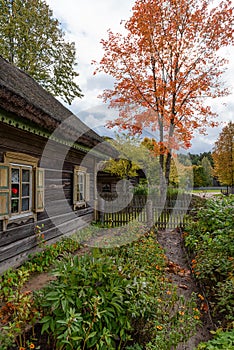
192, 189, 222, 193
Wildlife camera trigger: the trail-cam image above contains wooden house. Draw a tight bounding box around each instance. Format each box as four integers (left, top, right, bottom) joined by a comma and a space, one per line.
0, 56, 115, 273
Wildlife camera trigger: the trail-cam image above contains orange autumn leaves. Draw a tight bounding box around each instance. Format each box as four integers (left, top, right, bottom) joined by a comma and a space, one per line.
94, 0, 234, 180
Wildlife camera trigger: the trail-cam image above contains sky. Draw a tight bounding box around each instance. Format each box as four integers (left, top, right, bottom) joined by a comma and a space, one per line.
46, 0, 234, 154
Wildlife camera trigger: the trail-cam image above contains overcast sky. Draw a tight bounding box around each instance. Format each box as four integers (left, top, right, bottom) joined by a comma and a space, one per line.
46, 0, 234, 154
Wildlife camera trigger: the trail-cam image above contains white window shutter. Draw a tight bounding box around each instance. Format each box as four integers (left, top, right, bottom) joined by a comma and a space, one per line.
35, 168, 45, 212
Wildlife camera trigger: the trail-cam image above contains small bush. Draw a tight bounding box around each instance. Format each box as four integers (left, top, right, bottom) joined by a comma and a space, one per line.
196, 329, 234, 350
37, 232, 201, 349
184, 195, 234, 328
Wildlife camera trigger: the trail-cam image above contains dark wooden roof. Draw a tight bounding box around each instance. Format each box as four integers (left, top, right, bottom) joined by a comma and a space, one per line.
0, 56, 110, 151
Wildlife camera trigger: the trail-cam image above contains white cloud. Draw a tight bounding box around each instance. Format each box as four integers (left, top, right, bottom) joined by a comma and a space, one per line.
46, 0, 134, 90
46, 0, 234, 154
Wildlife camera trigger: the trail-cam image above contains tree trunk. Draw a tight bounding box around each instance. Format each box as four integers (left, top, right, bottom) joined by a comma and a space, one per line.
165, 152, 172, 186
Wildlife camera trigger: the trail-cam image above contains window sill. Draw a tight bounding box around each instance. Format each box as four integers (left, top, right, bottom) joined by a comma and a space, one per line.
8, 212, 36, 225
73, 202, 86, 210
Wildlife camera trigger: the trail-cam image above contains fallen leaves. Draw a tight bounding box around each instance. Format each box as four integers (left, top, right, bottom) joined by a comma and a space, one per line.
179, 284, 188, 290
200, 302, 209, 313
166, 260, 191, 277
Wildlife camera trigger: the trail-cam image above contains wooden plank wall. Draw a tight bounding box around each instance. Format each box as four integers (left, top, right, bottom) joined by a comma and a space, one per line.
0, 122, 96, 273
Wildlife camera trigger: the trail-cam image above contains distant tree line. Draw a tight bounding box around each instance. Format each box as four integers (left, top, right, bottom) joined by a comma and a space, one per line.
103, 122, 233, 192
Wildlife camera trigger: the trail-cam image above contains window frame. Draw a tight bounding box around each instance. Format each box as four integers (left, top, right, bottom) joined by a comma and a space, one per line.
73, 166, 90, 210
10, 163, 33, 217
0, 152, 44, 230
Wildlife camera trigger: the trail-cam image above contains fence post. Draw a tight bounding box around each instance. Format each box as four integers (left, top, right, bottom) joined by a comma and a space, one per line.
146, 199, 153, 228
94, 199, 98, 222
98, 197, 105, 225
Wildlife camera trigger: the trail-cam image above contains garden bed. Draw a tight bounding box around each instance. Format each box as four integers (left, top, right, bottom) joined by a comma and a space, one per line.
0, 223, 203, 350
1, 195, 233, 349
183, 195, 234, 349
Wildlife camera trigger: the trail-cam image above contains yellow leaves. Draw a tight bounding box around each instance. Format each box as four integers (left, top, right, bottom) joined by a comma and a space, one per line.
156, 325, 163, 330
198, 294, 205, 301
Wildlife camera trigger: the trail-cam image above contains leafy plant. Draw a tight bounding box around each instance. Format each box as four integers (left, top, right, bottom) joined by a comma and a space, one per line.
0, 269, 40, 349
37, 232, 201, 349
184, 196, 234, 328
34, 223, 45, 248
196, 328, 234, 350
0, 236, 80, 349
38, 253, 134, 349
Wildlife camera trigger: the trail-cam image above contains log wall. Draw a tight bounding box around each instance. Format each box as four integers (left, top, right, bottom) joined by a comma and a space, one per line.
0, 122, 96, 273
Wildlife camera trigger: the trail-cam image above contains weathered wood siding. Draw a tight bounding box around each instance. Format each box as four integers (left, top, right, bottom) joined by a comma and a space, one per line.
0, 122, 96, 273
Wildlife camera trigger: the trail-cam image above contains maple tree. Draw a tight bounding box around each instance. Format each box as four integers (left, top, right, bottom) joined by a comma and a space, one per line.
212, 122, 234, 187
94, 0, 234, 185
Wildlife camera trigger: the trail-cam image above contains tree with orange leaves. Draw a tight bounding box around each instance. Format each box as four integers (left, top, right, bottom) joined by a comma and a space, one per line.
94, 0, 234, 185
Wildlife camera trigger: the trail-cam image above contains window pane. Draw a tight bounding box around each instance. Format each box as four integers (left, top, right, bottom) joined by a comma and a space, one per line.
78, 174, 84, 185
22, 183, 29, 197
11, 199, 19, 213
12, 168, 19, 183
10, 164, 32, 215
12, 184, 19, 198
22, 198, 29, 211
78, 186, 83, 200
77, 172, 85, 201
22, 169, 30, 182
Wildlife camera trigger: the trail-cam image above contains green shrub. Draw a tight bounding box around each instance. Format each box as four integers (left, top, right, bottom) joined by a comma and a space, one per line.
37, 233, 201, 349
184, 195, 234, 328
196, 329, 234, 350
39, 253, 134, 349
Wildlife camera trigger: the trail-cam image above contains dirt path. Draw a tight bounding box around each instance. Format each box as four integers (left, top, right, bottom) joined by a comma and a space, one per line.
157, 229, 214, 349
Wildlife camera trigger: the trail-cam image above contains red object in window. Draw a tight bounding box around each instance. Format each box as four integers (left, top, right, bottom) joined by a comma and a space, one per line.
12, 188, 18, 195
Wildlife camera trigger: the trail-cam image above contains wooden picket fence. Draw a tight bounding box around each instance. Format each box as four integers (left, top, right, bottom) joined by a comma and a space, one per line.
96, 194, 191, 230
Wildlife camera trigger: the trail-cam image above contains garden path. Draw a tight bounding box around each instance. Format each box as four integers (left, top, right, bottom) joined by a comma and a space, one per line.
157, 229, 214, 349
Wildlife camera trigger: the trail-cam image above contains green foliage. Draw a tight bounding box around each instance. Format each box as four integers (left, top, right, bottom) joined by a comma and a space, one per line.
104, 157, 140, 178
0, 237, 80, 349
213, 122, 234, 186
0, 237, 80, 300
104, 134, 161, 188
37, 232, 201, 349
0, 226, 202, 349
187, 152, 214, 187
133, 179, 149, 195
189, 152, 214, 166
184, 196, 234, 328
196, 329, 234, 350
0, 269, 39, 349
0, 0, 82, 104
38, 253, 133, 349
193, 165, 207, 187
201, 157, 213, 186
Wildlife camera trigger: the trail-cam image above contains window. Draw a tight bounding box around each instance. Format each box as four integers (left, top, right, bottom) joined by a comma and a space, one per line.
73, 166, 90, 209
0, 152, 44, 230
11, 165, 32, 215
